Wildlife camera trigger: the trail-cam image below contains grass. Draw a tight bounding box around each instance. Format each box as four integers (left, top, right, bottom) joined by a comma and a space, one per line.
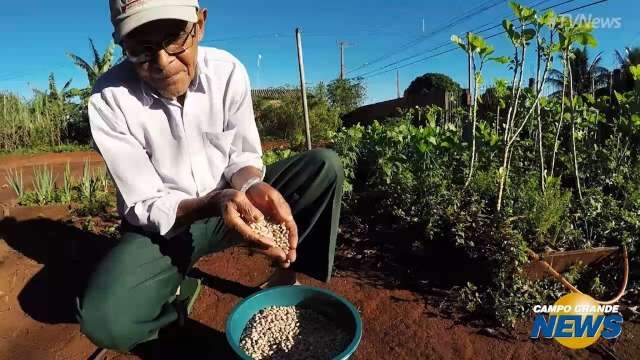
0, 144, 92, 157
0, 91, 70, 152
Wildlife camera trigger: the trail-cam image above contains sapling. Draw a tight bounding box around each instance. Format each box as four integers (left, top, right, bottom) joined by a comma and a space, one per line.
451, 33, 508, 187
495, 3, 558, 211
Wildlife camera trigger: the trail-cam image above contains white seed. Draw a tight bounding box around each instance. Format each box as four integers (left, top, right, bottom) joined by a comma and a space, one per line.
239, 306, 350, 360
250, 219, 291, 253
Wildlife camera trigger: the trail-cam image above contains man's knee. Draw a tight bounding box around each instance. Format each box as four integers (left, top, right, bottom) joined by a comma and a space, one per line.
76, 232, 176, 352
304, 148, 344, 183
77, 292, 138, 353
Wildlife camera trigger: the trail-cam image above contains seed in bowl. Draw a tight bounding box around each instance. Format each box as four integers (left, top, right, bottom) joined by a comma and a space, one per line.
240, 306, 351, 360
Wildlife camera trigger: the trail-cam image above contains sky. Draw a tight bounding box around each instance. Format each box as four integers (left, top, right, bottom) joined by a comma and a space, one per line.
0, 0, 638, 105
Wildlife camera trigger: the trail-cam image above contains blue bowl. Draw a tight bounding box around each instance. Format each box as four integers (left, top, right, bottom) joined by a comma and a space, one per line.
225, 285, 363, 359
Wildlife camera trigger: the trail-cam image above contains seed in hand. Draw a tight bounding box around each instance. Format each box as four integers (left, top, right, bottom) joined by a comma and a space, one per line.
250, 219, 290, 253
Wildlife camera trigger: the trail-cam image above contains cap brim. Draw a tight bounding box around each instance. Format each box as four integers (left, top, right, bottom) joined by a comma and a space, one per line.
114, 6, 197, 42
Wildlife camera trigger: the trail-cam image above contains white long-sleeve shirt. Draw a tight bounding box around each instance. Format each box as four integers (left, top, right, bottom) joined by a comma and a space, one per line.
89, 47, 264, 236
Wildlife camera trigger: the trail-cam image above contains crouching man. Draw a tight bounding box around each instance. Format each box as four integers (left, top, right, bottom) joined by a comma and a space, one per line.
76, 0, 344, 353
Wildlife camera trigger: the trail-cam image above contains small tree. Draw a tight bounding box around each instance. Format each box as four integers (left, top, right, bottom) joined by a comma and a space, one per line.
548, 47, 608, 97
327, 78, 366, 115
29, 73, 80, 146
68, 38, 116, 102
615, 46, 640, 92
451, 33, 509, 187
65, 39, 116, 144
550, 17, 598, 202
495, 2, 557, 211
404, 73, 462, 98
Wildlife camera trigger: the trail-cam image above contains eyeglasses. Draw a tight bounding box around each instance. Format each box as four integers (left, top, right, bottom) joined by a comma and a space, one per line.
124, 23, 198, 64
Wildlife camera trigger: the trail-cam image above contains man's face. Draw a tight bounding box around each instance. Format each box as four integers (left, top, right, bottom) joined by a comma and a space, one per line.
122, 10, 207, 99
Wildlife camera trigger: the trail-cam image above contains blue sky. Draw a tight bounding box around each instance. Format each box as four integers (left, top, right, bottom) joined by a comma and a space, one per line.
0, 0, 638, 104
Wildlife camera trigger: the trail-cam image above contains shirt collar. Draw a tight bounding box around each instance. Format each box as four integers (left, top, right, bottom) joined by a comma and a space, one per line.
139, 59, 205, 107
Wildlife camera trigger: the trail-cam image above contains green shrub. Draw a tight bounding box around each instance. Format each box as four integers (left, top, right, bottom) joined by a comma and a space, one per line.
263, 149, 297, 166
255, 84, 342, 148
333, 113, 640, 327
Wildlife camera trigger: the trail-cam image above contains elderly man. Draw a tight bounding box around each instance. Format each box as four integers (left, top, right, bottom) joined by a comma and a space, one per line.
76, 0, 344, 354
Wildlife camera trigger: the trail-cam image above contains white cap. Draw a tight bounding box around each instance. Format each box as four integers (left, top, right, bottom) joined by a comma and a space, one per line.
110, 0, 199, 42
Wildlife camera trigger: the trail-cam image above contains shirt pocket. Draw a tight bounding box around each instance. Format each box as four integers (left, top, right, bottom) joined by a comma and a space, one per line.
203, 129, 236, 173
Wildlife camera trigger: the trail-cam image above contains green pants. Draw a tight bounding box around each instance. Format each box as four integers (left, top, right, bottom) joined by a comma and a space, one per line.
76, 149, 344, 353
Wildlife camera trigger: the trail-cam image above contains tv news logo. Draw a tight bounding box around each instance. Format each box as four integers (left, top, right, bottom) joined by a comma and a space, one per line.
530, 293, 623, 349
559, 14, 622, 29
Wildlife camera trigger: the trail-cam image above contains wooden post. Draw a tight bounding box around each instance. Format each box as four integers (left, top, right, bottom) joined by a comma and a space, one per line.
339, 41, 345, 80
296, 28, 312, 150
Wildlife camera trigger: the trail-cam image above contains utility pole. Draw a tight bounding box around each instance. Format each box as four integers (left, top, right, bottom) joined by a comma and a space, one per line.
256, 54, 262, 89
296, 28, 312, 150
396, 70, 400, 99
338, 41, 350, 80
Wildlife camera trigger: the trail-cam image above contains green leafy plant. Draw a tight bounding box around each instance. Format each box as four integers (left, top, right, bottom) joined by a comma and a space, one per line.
94, 166, 110, 194
263, 149, 297, 166
452, 32, 509, 187
32, 166, 57, 206
327, 78, 366, 115
255, 84, 342, 148
80, 160, 97, 200
4, 168, 24, 201
61, 161, 73, 204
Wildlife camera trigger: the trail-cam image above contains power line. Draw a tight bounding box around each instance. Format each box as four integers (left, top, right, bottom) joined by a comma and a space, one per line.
471, 0, 556, 33
201, 29, 411, 44
346, 0, 505, 75
475, 0, 578, 35
367, 1, 548, 77
354, 0, 609, 81
348, 0, 565, 78
358, 47, 460, 80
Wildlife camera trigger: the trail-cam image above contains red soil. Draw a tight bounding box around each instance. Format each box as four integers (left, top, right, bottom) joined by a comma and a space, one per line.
0, 151, 638, 359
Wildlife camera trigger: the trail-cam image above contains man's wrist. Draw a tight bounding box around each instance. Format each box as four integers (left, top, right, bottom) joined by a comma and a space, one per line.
240, 176, 263, 193
230, 164, 266, 191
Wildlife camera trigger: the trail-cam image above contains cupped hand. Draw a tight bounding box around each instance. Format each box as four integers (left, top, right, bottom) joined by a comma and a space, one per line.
207, 189, 288, 262
245, 182, 298, 268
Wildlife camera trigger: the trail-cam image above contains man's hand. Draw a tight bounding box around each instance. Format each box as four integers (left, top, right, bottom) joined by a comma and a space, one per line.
206, 189, 288, 262
245, 182, 298, 268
